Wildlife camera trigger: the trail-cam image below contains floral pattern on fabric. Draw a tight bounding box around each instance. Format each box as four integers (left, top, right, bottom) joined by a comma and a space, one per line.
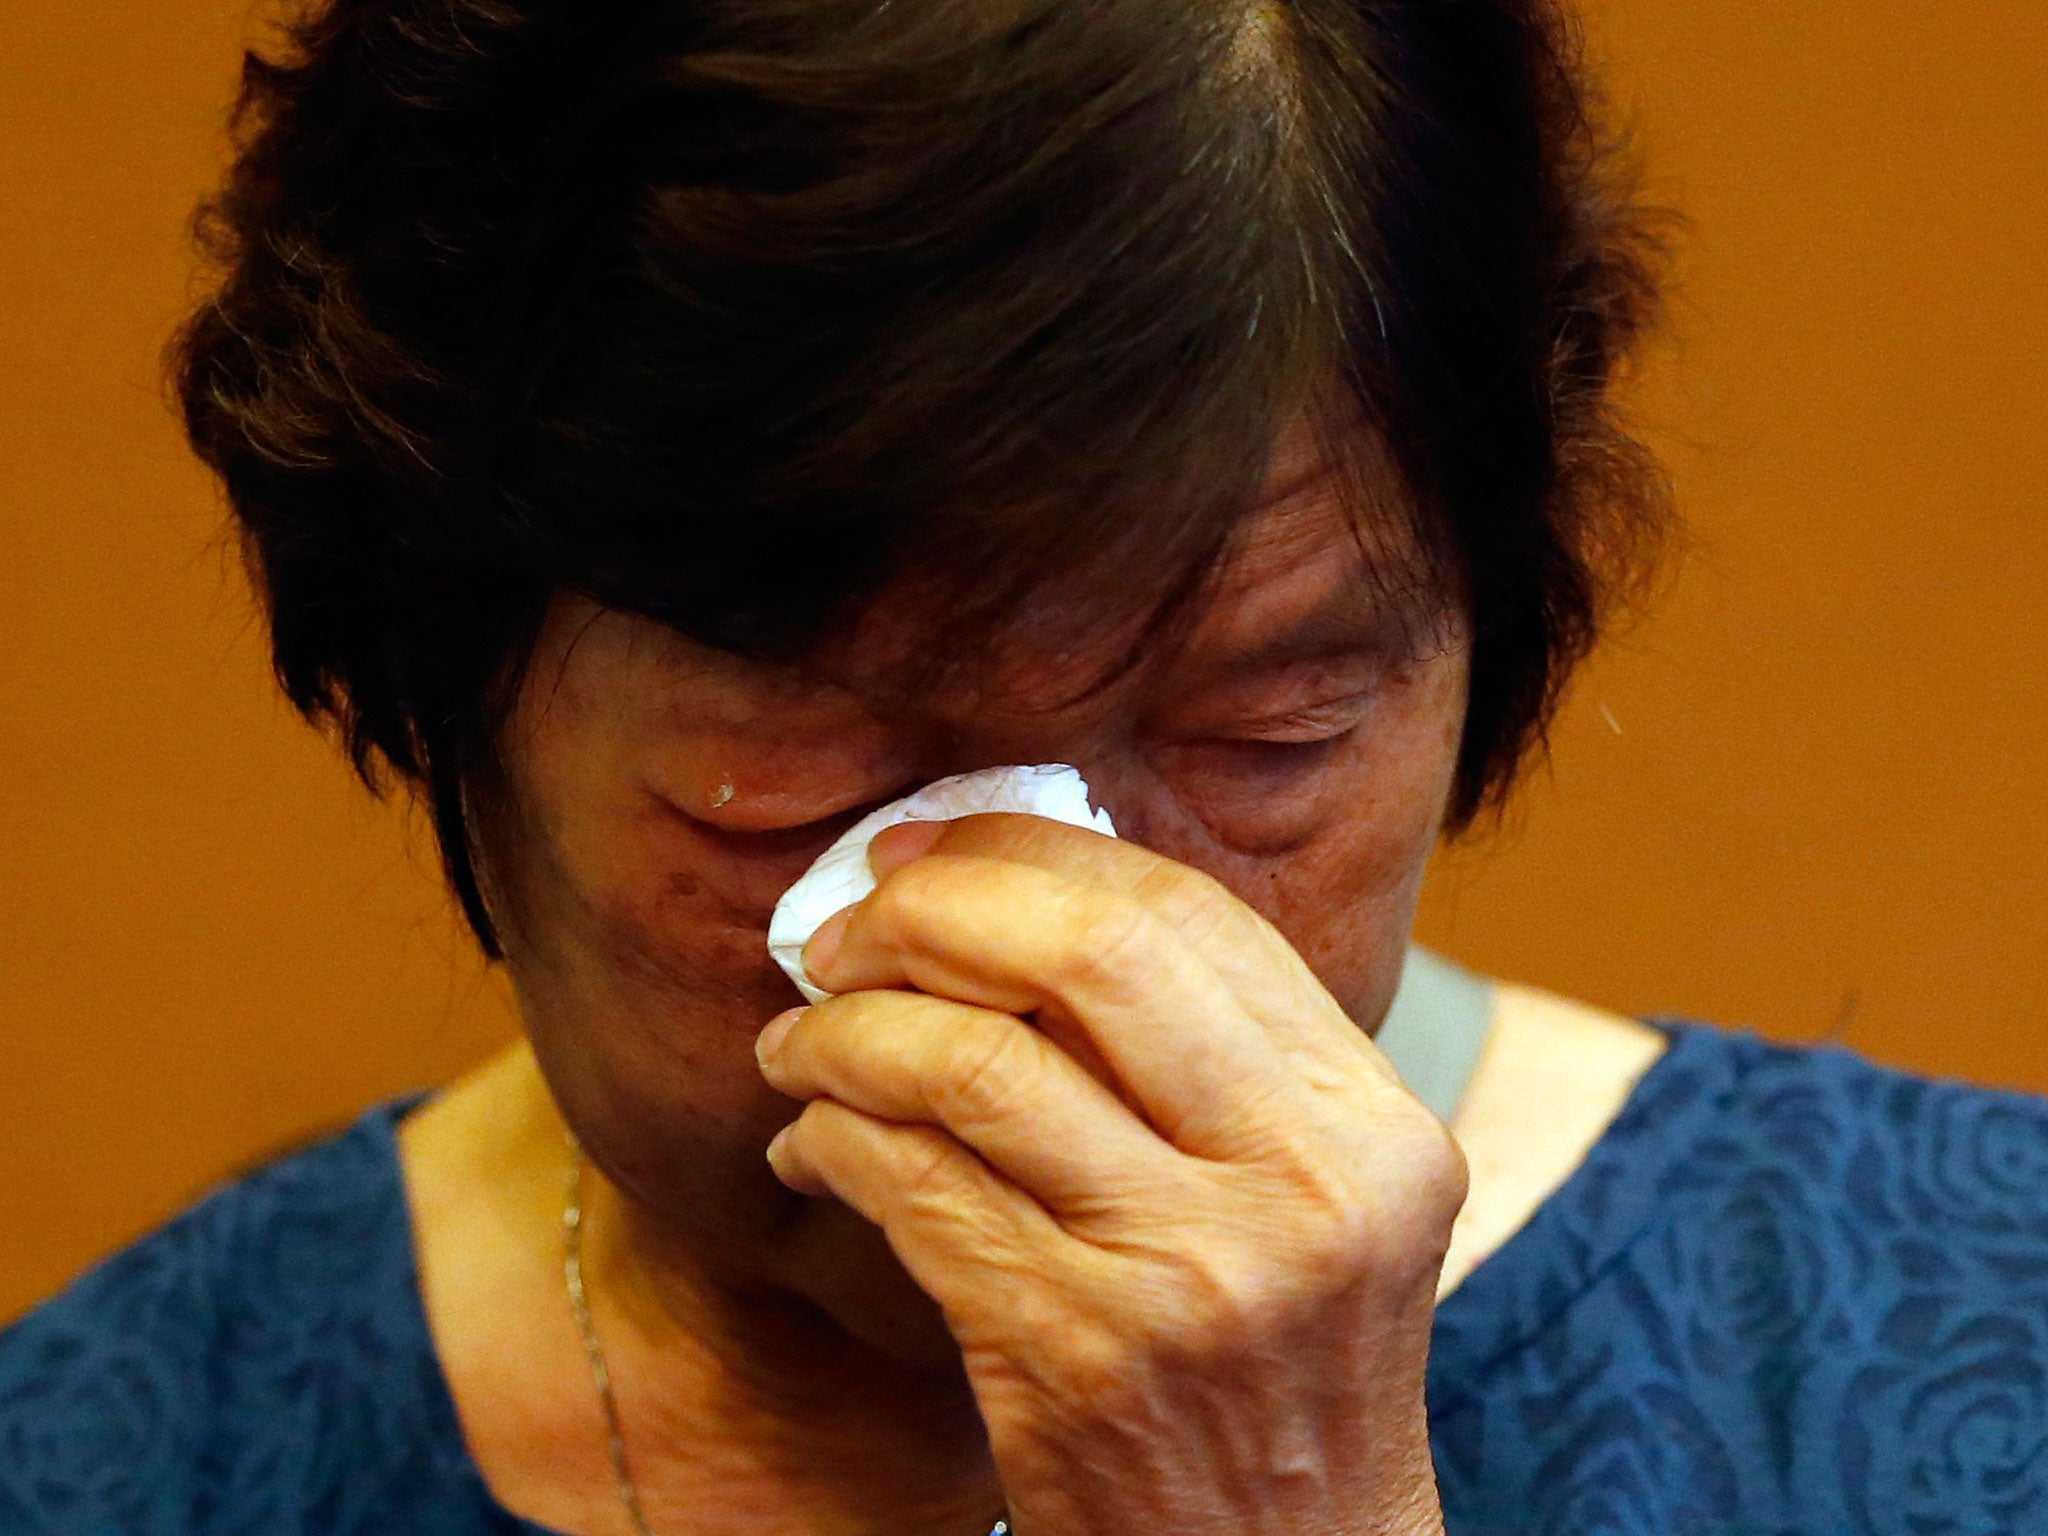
0, 1100, 523, 1535
3, 1025, 2046, 1535
1429, 1031, 2048, 1536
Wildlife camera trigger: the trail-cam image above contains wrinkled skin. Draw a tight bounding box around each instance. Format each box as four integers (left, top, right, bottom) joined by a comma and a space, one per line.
478, 425, 1471, 1532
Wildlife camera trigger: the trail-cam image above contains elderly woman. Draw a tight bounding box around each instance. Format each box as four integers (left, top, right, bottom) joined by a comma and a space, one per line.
6, 0, 2046, 1531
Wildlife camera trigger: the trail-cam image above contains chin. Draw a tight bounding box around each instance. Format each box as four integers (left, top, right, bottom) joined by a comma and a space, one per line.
784, 1198, 974, 1379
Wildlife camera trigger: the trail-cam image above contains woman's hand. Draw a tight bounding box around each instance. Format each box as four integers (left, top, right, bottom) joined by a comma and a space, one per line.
754, 812, 1464, 1536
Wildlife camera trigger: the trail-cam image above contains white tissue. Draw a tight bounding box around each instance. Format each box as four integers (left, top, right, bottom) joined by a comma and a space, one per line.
767, 763, 1117, 1003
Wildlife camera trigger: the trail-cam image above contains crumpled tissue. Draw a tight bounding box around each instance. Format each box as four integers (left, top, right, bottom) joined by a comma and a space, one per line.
767, 763, 1117, 1003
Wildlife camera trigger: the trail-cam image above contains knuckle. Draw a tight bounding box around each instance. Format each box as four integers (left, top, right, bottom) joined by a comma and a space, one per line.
865, 857, 953, 939
1285, 1112, 1469, 1286
1160, 1245, 1292, 1358
1277, 1155, 1378, 1262
1044, 891, 1159, 1002
1134, 860, 1241, 943
1421, 1124, 1471, 1218
890, 1127, 963, 1204
1219, 1139, 1415, 1288
1368, 1100, 1470, 1226
929, 1017, 1041, 1125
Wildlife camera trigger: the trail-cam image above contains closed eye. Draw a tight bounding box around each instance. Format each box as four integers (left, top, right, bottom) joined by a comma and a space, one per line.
1211, 710, 1362, 746
1192, 687, 1376, 745
1153, 689, 1374, 785
664, 782, 914, 863
1185, 730, 1352, 773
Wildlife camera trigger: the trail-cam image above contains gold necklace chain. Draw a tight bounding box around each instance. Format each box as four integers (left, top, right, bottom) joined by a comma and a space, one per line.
562, 1143, 1011, 1536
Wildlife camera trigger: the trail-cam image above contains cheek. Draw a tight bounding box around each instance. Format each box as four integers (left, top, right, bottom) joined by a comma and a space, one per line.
1110, 660, 1464, 1015
505, 804, 793, 1008
1116, 773, 1437, 1018
486, 778, 806, 1227
1140, 737, 1344, 859
483, 712, 792, 1025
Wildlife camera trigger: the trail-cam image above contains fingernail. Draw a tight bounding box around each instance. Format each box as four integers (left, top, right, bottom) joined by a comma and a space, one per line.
802, 906, 852, 981
756, 1007, 804, 1065
867, 817, 947, 880
765, 1125, 793, 1173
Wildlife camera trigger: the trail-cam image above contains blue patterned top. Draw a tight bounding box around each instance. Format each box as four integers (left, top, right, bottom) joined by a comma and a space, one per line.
5, 1021, 2047, 1534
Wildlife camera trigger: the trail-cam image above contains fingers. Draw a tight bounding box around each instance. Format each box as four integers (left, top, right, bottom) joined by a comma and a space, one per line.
766, 1099, 1069, 1319
758, 991, 1178, 1215
862, 815, 1400, 1088
804, 851, 1303, 1157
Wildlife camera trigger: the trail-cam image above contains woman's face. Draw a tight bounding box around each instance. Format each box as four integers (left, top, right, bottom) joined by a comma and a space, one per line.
480, 427, 1471, 1357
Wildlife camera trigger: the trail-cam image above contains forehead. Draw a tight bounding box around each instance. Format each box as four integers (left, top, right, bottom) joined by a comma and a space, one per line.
826, 420, 1448, 713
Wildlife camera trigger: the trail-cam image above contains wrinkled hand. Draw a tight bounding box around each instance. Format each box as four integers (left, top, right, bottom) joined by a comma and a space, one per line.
755, 813, 1464, 1536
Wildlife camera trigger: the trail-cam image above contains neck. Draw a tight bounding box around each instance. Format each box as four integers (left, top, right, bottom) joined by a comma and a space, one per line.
571, 1112, 1005, 1536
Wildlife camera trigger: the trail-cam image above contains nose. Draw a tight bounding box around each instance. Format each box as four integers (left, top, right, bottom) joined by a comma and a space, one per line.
911, 727, 1142, 844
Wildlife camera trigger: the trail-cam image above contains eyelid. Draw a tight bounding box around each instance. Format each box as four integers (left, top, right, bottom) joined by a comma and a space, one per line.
1176, 687, 1377, 743
1218, 718, 1357, 745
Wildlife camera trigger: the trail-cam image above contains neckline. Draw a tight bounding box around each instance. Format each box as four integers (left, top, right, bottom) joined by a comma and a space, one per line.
1424, 1018, 1743, 1395
356, 1091, 562, 1531
364, 1018, 1735, 1529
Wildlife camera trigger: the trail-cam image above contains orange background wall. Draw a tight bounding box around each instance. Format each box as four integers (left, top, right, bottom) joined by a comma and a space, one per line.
2, 0, 2043, 1323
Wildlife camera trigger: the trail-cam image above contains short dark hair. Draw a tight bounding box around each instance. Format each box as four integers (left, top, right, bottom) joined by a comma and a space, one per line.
175, 0, 1668, 958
